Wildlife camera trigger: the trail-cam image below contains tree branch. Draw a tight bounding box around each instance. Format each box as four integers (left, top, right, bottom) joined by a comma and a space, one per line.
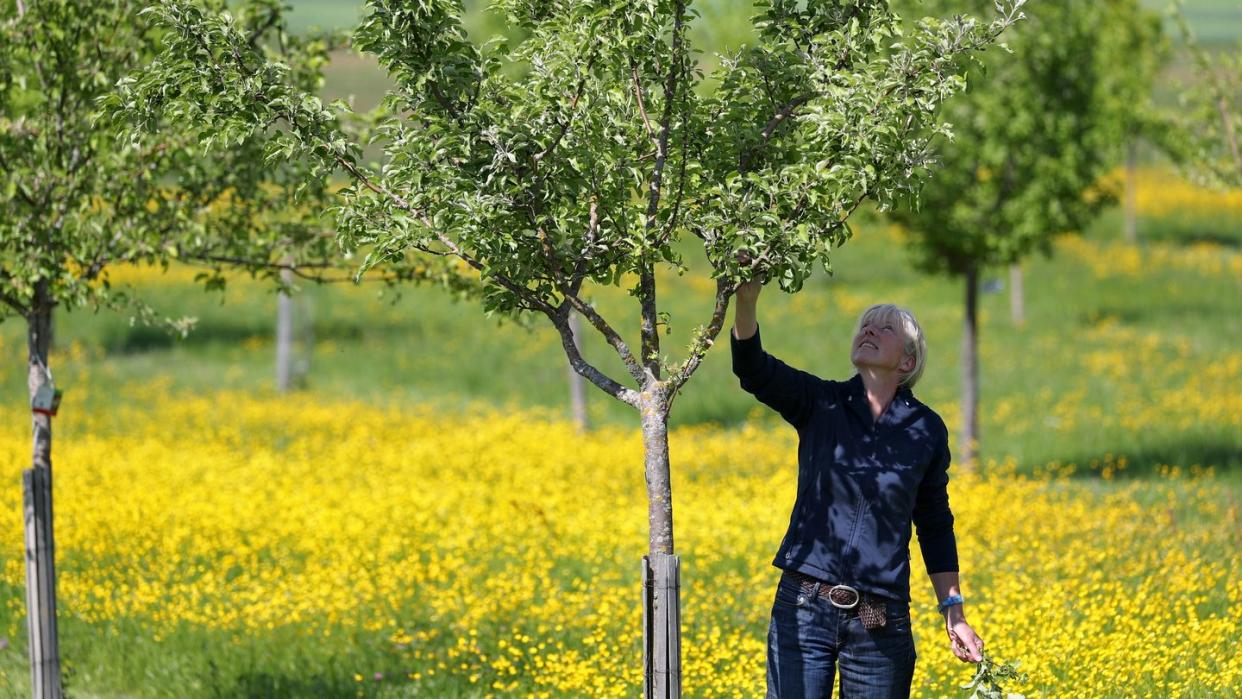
246, 9, 280, 49
569, 197, 599, 296
1218, 95, 1241, 172
632, 62, 657, 147
562, 291, 648, 386
738, 92, 814, 173
0, 269, 30, 316
178, 253, 409, 284
546, 304, 640, 407
0, 151, 40, 209
667, 277, 732, 395
657, 96, 694, 247
637, 0, 688, 380
534, 56, 595, 165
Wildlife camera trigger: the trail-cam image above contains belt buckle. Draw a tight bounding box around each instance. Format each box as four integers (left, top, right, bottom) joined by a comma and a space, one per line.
828, 584, 860, 610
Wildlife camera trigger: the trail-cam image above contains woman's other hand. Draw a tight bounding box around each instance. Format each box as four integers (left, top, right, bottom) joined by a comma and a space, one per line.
947, 618, 984, 663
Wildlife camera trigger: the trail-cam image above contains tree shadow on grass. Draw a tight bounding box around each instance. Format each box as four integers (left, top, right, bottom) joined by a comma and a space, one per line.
1055, 440, 1242, 480
89, 315, 422, 355
1150, 231, 1242, 249
226, 672, 363, 698
226, 671, 480, 699
1075, 302, 1234, 327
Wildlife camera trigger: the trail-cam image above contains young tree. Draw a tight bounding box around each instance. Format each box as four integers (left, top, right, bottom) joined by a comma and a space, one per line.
0, 1, 404, 693
113, 0, 1023, 693
1170, 3, 1242, 188
1107, 7, 1165, 246
886, 0, 1161, 469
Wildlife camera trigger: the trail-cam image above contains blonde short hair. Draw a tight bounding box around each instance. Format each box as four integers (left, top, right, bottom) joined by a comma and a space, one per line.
854, 304, 927, 389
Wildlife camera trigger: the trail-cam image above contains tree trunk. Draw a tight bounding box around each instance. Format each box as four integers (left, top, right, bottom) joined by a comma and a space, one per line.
275, 267, 294, 392
566, 312, 589, 433
1124, 140, 1138, 245
24, 283, 63, 698
1009, 263, 1025, 326
640, 391, 680, 698
961, 268, 980, 472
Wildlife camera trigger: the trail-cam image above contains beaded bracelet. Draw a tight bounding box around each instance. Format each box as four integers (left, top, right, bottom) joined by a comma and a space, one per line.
937, 594, 964, 614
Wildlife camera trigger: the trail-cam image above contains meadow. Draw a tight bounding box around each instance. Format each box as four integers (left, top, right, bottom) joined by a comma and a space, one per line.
0, 165, 1238, 696
0, 387, 1237, 697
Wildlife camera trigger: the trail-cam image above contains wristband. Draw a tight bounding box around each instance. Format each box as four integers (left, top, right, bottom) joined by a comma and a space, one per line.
937, 594, 964, 614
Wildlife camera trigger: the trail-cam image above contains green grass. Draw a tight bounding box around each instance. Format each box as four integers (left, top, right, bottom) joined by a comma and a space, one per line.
0, 614, 493, 697
5, 194, 1239, 481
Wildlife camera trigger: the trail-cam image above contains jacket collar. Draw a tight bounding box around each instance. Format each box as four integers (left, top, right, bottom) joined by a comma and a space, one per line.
846, 373, 918, 427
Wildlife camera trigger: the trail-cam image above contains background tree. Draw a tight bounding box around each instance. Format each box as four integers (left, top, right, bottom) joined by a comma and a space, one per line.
1106, 7, 1166, 246
1170, 1, 1241, 188
886, 0, 1162, 469
112, 0, 1023, 694
0, 0, 427, 693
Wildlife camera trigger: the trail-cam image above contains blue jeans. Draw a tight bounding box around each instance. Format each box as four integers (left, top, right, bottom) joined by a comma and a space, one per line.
767, 572, 916, 698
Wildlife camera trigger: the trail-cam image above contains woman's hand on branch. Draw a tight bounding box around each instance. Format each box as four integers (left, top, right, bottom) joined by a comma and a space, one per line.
732, 272, 762, 341
735, 277, 763, 306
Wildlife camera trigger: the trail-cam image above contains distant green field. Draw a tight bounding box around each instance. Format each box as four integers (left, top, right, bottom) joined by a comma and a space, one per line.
1161, 0, 1242, 44
300, 0, 1239, 125
285, 0, 1242, 46
287, 0, 756, 50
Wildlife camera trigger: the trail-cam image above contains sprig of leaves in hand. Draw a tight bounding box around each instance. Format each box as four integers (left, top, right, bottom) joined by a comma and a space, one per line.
961, 650, 1029, 699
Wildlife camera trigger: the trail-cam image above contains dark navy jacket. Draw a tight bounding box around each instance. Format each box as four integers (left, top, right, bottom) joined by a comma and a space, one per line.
732, 325, 958, 603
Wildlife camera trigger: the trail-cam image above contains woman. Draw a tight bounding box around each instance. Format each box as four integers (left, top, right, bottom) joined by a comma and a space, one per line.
730, 278, 983, 698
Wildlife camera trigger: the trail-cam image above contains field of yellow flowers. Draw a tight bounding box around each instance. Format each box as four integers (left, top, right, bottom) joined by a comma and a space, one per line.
1097, 166, 1242, 246
0, 165, 1237, 696
0, 379, 1238, 697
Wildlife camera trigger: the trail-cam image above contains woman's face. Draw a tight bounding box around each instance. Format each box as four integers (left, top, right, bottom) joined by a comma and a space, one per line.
850, 314, 914, 375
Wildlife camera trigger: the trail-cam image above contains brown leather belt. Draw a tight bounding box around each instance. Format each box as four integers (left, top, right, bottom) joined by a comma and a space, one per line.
785, 570, 890, 630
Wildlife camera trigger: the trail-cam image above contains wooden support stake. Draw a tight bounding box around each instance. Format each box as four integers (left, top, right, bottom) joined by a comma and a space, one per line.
24, 467, 62, 698
644, 553, 681, 698
643, 556, 652, 699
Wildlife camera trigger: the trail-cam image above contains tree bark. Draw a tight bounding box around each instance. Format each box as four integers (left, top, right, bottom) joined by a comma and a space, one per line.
566, 311, 589, 432
1124, 140, 1138, 245
641, 390, 674, 555
24, 281, 63, 698
1009, 263, 1025, 326
639, 388, 680, 698
276, 266, 294, 392
961, 267, 980, 472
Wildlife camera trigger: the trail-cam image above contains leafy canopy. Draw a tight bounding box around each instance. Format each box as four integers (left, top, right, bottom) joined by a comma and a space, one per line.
1169, 1, 1242, 188
113, 0, 1023, 398
1, 0, 356, 329
888, 0, 1164, 275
